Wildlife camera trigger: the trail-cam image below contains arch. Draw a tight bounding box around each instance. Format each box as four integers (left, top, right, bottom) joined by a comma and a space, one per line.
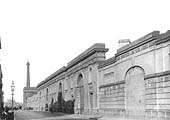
59, 82, 62, 92
65, 78, 69, 90
50, 98, 54, 112
124, 65, 145, 80
39, 91, 41, 111
77, 74, 83, 86
46, 88, 49, 101
88, 67, 92, 83
125, 66, 145, 116
71, 76, 74, 88
45, 103, 48, 111
76, 73, 84, 114
46, 88, 48, 94
39, 92, 41, 98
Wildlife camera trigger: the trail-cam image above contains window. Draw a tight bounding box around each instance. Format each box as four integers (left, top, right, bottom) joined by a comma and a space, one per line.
40, 92, 41, 99
46, 88, 48, 101
71, 76, 74, 88
88, 67, 92, 83
59, 83, 62, 92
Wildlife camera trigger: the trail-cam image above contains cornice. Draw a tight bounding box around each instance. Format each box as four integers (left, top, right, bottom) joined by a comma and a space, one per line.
116, 31, 160, 57
66, 54, 104, 76
36, 43, 108, 89
155, 30, 170, 45
66, 47, 108, 70
37, 73, 65, 90
36, 67, 66, 88
66, 60, 102, 76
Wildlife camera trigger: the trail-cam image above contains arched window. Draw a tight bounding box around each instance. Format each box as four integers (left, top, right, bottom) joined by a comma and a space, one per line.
46, 88, 48, 101
88, 67, 92, 83
39, 92, 41, 100
77, 73, 84, 114
59, 82, 62, 92
65, 78, 69, 90
70, 76, 73, 88
77, 74, 83, 86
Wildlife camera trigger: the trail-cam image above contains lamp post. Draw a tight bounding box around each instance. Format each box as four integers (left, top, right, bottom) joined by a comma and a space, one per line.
11, 81, 15, 111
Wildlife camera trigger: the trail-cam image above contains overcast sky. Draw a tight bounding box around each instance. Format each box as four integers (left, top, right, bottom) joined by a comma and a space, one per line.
0, 0, 170, 103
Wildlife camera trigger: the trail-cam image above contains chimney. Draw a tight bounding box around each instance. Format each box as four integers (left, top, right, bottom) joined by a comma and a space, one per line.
118, 39, 131, 48
26, 61, 30, 88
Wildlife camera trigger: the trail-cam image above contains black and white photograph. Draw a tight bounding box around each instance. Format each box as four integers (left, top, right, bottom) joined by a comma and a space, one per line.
0, 0, 170, 120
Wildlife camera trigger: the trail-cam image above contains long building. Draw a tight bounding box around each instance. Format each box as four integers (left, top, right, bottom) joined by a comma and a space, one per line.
23, 30, 170, 119
0, 38, 4, 116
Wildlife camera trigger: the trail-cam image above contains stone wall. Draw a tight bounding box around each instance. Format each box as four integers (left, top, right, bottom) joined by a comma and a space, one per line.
98, 30, 170, 119
145, 71, 170, 119
99, 81, 125, 116
26, 43, 108, 113
25, 30, 170, 119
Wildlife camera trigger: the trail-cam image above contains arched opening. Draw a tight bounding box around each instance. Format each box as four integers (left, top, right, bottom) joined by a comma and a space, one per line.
90, 92, 93, 109
77, 74, 84, 114
89, 67, 92, 83
39, 92, 41, 111
125, 66, 145, 116
59, 82, 62, 92
58, 82, 63, 112
45, 103, 48, 111
50, 98, 54, 112
46, 88, 48, 101
46, 88, 49, 111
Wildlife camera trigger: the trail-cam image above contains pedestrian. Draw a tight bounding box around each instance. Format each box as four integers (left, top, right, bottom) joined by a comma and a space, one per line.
1, 110, 7, 120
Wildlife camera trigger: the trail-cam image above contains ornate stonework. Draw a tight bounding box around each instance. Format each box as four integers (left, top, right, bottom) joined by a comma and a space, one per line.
25, 30, 170, 119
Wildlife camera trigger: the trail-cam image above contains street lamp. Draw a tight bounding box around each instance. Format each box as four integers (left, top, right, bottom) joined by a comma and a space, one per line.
11, 81, 15, 111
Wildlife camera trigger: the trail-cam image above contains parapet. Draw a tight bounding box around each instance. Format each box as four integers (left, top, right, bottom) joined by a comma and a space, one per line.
67, 43, 108, 69
116, 31, 160, 56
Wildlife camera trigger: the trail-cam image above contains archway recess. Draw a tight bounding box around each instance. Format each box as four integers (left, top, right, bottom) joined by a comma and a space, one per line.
125, 66, 145, 116
77, 74, 84, 114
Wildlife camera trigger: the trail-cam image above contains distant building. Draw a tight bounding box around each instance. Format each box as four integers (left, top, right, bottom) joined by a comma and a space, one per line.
24, 30, 170, 119
23, 61, 37, 110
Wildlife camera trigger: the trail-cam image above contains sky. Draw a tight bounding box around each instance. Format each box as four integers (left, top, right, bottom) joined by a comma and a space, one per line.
0, 0, 170, 103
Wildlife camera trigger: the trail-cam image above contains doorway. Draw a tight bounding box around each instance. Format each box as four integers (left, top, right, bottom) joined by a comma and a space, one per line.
125, 66, 145, 116
77, 74, 84, 114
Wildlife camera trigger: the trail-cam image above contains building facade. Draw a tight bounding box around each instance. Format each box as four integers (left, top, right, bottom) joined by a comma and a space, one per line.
24, 30, 170, 119
0, 39, 4, 116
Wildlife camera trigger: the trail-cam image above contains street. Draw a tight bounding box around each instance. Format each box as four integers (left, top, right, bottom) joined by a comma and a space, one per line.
14, 110, 145, 120
14, 110, 66, 120
14, 110, 90, 120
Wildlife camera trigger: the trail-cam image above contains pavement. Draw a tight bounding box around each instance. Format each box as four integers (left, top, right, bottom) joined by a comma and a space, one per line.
30, 114, 170, 120
14, 110, 170, 120
30, 113, 143, 120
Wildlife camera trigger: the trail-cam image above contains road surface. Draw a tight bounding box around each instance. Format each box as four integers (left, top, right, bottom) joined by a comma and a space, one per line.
14, 110, 89, 120
14, 110, 66, 120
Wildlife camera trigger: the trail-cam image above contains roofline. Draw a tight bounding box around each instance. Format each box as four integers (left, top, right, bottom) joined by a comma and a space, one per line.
37, 43, 108, 88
